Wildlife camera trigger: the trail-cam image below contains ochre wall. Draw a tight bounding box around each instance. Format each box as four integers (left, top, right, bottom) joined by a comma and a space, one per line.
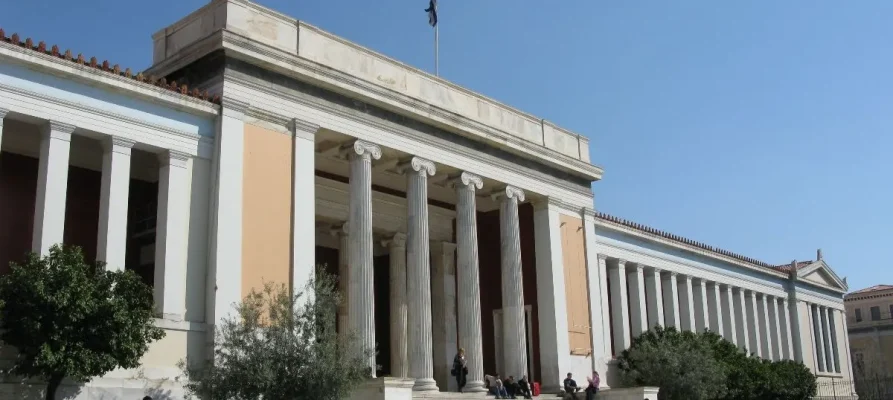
560, 214, 591, 355
241, 124, 293, 297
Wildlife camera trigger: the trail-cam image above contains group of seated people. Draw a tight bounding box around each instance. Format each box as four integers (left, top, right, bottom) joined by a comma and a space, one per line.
484, 374, 533, 399
563, 371, 600, 400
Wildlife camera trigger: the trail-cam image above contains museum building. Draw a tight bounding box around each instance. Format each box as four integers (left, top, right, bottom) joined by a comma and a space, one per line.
0, 0, 855, 398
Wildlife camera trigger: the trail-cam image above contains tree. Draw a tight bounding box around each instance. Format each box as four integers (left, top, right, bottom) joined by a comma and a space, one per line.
617, 326, 729, 400
0, 244, 165, 400
180, 270, 373, 400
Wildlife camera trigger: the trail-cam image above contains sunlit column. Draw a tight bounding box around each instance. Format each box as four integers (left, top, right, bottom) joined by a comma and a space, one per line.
154, 150, 190, 320
626, 263, 648, 337
661, 272, 680, 328
608, 259, 631, 351
32, 121, 75, 255
644, 267, 664, 329
96, 136, 134, 271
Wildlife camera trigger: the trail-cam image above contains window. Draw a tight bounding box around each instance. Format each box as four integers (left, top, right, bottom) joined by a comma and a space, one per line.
870, 306, 881, 321
889, 304, 893, 320
855, 308, 862, 322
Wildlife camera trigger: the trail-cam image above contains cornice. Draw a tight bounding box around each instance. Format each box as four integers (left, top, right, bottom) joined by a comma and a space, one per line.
0, 82, 208, 144
222, 72, 595, 204
44, 120, 76, 136
216, 30, 603, 181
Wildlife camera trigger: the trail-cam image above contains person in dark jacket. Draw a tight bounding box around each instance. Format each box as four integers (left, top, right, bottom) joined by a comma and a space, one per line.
564, 372, 580, 398
518, 374, 533, 399
452, 348, 469, 392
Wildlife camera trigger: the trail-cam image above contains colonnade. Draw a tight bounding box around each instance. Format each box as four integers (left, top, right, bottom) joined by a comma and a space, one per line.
0, 110, 191, 320
334, 139, 530, 392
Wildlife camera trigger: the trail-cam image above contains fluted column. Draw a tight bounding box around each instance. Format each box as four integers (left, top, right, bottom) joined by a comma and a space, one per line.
347, 140, 381, 376
706, 282, 724, 335
781, 298, 794, 360
721, 285, 737, 343
384, 233, 408, 378
644, 268, 664, 329
32, 121, 75, 255
96, 136, 134, 271
609, 259, 631, 351
498, 185, 529, 378
334, 223, 350, 343
733, 288, 749, 351
627, 263, 648, 337
678, 275, 696, 332
768, 296, 783, 360
661, 272, 680, 328
454, 172, 486, 392
745, 291, 762, 357
431, 241, 458, 391
812, 304, 827, 371
404, 156, 438, 391
757, 294, 772, 359
821, 307, 835, 372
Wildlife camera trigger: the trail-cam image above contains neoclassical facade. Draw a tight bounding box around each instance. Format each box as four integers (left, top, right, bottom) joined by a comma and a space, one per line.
0, 0, 853, 398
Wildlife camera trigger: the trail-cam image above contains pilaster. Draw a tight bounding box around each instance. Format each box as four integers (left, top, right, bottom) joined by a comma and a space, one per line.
32, 121, 75, 255
97, 136, 134, 271
383, 233, 408, 378
290, 119, 318, 301
155, 150, 191, 320
431, 241, 458, 392
532, 197, 571, 393
334, 223, 350, 343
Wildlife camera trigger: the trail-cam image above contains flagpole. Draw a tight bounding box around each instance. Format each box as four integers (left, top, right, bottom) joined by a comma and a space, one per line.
434, 23, 439, 76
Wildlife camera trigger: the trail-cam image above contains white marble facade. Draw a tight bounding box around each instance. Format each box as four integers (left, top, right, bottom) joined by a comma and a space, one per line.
0, 0, 856, 398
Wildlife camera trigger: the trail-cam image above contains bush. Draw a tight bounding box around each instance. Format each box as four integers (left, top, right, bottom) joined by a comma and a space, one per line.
180, 270, 373, 400
0, 245, 165, 400
617, 326, 817, 400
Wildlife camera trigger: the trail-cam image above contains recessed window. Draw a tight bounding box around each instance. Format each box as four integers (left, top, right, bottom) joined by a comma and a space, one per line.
870, 306, 881, 321
855, 308, 863, 322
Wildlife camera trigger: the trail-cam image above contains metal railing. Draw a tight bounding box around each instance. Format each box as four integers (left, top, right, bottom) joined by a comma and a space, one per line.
815, 376, 893, 400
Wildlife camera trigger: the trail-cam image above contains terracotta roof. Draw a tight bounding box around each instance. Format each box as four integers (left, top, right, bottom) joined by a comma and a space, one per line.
771, 261, 812, 272
0, 28, 219, 104
849, 285, 893, 295
594, 212, 778, 269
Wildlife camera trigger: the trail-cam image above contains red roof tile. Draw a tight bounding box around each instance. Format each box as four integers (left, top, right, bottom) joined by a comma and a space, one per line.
0, 28, 219, 105
849, 285, 893, 295
771, 261, 812, 272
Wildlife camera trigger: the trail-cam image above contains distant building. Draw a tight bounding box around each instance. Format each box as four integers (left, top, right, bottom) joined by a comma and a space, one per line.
845, 285, 893, 379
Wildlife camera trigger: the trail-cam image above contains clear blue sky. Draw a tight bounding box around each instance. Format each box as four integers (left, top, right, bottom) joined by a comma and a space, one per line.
2, 0, 890, 292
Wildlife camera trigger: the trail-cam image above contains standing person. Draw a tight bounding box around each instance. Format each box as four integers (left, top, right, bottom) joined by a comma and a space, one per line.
452, 348, 469, 392
586, 371, 600, 400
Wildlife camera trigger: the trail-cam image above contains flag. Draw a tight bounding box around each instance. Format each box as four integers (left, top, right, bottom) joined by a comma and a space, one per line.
425, 0, 438, 27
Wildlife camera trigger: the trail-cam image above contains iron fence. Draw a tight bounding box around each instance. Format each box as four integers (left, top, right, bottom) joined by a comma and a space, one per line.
815, 376, 893, 400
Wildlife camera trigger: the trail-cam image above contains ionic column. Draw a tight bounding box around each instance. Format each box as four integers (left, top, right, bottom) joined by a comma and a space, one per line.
626, 263, 648, 337
404, 156, 438, 391
334, 223, 350, 343
454, 172, 486, 392
96, 137, 134, 271
821, 306, 835, 372
693, 279, 710, 332
733, 288, 749, 351
757, 294, 772, 359
812, 304, 827, 371
745, 291, 762, 357
32, 121, 75, 255
781, 298, 794, 360
347, 140, 381, 377
768, 296, 783, 360
706, 282, 724, 336
644, 268, 665, 329
497, 185, 529, 378
384, 233, 408, 378
661, 272, 680, 328
154, 150, 190, 319
720, 285, 736, 343
677, 275, 696, 332
431, 241, 458, 391
608, 259, 631, 351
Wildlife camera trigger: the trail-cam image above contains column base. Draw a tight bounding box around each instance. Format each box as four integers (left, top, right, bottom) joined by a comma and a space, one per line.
412, 377, 439, 392
463, 380, 487, 392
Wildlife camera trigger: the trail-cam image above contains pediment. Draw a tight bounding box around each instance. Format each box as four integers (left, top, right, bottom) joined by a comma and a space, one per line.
798, 260, 848, 292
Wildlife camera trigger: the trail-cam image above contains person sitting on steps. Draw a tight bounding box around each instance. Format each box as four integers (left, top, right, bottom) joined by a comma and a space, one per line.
564, 372, 581, 399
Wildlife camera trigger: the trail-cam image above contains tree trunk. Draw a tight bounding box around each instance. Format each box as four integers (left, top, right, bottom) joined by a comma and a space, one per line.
45, 375, 63, 400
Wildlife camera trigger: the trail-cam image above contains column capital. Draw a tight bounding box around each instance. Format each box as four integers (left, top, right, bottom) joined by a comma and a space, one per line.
665, 271, 679, 278
492, 185, 525, 202
616, 258, 628, 266
343, 139, 382, 161
0, 107, 8, 120
680, 274, 692, 283
289, 118, 319, 141
220, 97, 250, 119
399, 156, 436, 177
631, 264, 644, 272
450, 171, 483, 190
382, 232, 407, 248
102, 136, 136, 152
159, 150, 190, 168
597, 253, 609, 261
42, 120, 76, 139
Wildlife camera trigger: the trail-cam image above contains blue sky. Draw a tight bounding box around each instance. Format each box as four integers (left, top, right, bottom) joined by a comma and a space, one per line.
2, 0, 890, 291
